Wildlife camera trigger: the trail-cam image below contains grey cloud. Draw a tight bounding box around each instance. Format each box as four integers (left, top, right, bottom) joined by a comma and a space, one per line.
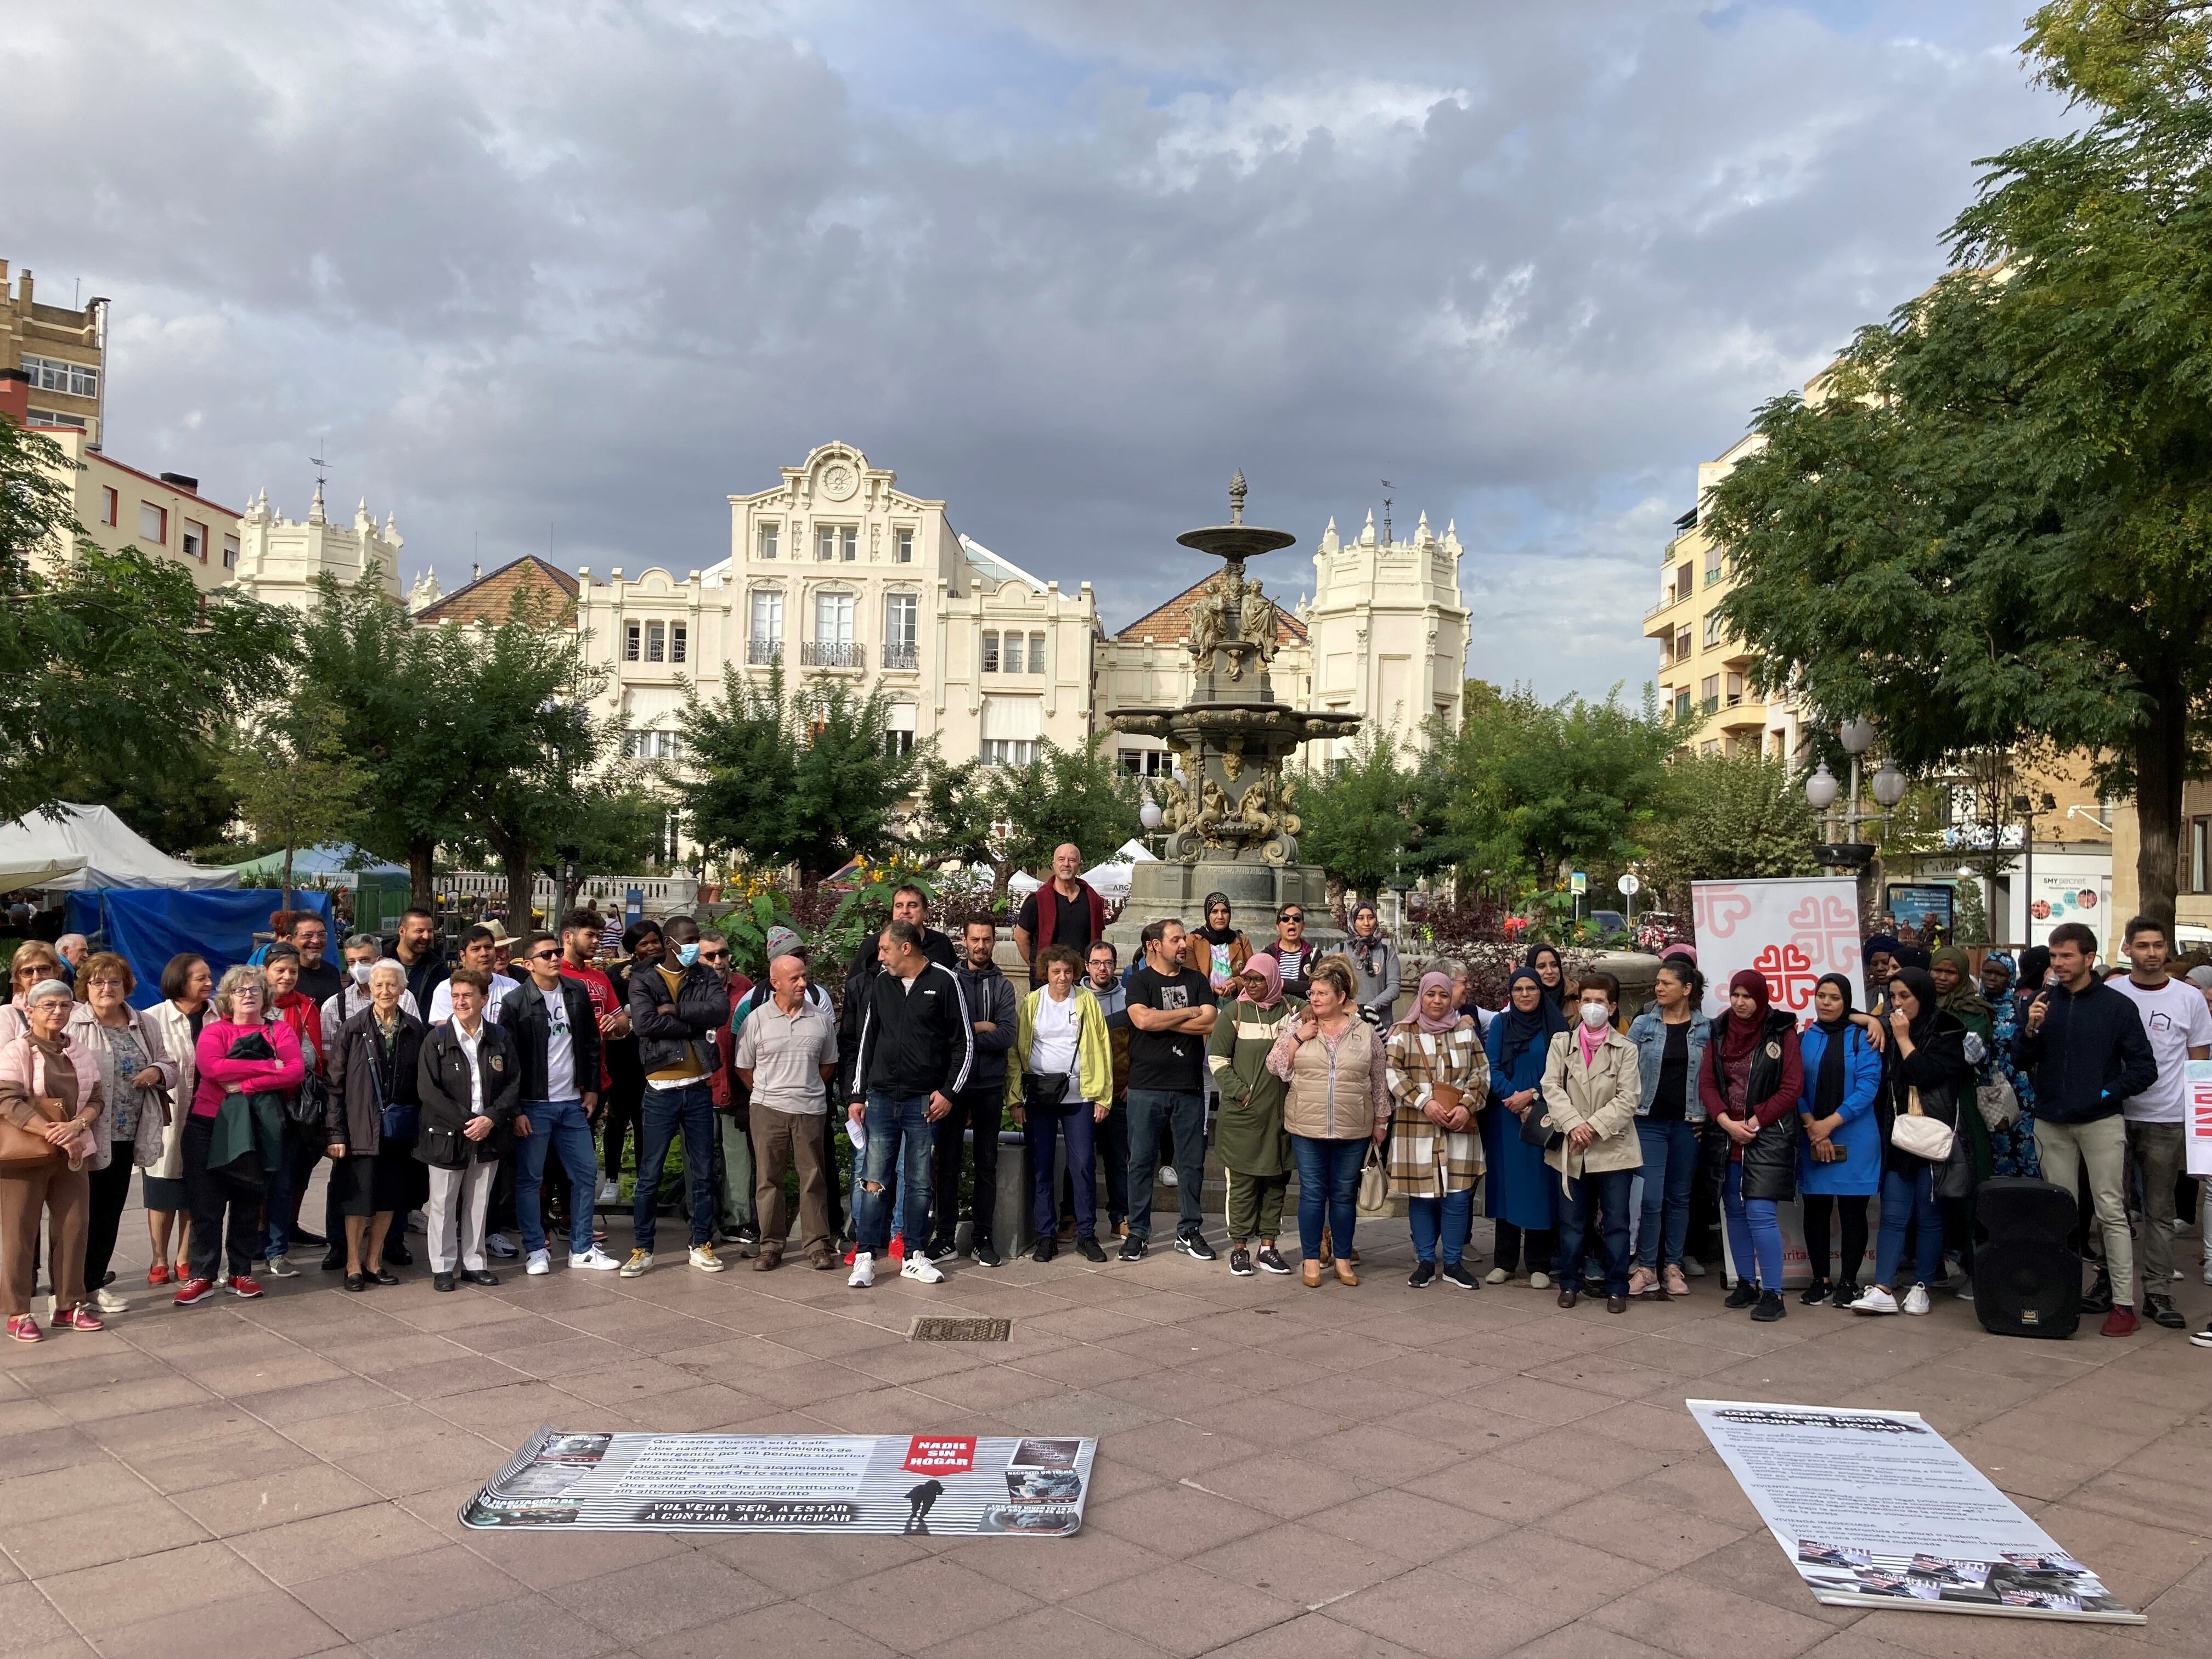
4, 0, 2060, 696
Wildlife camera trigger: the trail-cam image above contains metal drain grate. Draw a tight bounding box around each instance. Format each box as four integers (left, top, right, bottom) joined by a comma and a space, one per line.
909, 1317, 1012, 1343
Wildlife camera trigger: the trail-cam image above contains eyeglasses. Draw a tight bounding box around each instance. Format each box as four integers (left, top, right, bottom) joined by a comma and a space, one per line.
527, 949, 559, 962
1278, 911, 1305, 923
699, 951, 730, 964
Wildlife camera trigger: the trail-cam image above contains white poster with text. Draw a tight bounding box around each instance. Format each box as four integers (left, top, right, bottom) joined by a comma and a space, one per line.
1689, 1400, 2141, 1623
1692, 876, 1866, 1022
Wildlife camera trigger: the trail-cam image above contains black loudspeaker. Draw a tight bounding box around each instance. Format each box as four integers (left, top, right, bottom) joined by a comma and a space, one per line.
1972, 1177, 2082, 1340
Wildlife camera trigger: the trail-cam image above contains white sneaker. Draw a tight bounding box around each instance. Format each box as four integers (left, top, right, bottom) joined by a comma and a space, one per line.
1160, 1167, 1178, 1187
1854, 1285, 1900, 1315
1484, 1267, 1510, 1285
597, 1179, 619, 1203
525, 1250, 552, 1276
264, 1254, 299, 1279
848, 1251, 875, 1288
1528, 1271, 1553, 1290
900, 1257, 944, 1284
1903, 1284, 1932, 1316
93, 1287, 127, 1314
486, 1232, 517, 1259
689, 1244, 726, 1273
574, 1248, 623, 1271
1683, 1255, 1707, 1279
2202, 1259, 2212, 1286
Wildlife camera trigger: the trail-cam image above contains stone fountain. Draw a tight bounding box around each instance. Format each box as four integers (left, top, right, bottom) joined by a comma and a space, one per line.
1105, 473, 1362, 955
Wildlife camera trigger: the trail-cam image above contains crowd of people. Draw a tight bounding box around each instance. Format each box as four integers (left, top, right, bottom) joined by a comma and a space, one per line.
3, 858, 2208, 1355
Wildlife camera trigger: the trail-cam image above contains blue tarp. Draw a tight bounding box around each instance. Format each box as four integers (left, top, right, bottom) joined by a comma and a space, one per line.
65, 889, 336, 1009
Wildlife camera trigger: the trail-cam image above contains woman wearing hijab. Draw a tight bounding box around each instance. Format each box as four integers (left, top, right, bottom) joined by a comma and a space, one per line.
1481, 967, 1566, 1286
1979, 952, 2042, 1178
1698, 969, 1803, 1321
1796, 974, 1882, 1307
1345, 904, 1401, 1028
1855, 967, 1974, 1316
1929, 943, 1996, 1278
1387, 970, 1488, 1288
1522, 944, 1567, 1015
1207, 953, 1298, 1277
1193, 894, 1253, 997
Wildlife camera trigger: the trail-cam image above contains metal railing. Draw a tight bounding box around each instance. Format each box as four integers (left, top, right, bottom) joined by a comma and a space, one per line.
882, 643, 919, 670
801, 640, 865, 669
747, 637, 782, 666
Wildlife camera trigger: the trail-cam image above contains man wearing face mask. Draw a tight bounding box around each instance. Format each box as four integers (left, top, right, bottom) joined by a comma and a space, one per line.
624, 916, 731, 1276
322, 934, 421, 1057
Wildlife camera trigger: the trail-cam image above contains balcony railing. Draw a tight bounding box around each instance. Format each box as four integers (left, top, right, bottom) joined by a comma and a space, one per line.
802, 640, 865, 669
1644, 588, 1693, 621
747, 637, 782, 666
882, 643, 919, 670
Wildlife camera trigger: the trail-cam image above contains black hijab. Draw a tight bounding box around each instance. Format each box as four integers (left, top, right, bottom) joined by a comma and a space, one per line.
1891, 966, 1944, 1042
1494, 966, 1567, 1071
2015, 945, 2051, 1006
1522, 943, 1566, 1012
1810, 972, 1854, 1118
1198, 893, 1238, 947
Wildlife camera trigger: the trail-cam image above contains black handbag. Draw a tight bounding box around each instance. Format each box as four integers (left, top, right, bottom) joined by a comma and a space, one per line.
1024, 1071, 1072, 1113
1517, 1100, 1562, 1151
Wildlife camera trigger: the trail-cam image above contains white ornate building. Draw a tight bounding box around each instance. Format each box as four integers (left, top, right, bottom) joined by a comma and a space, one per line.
229, 483, 405, 611
571, 443, 1097, 768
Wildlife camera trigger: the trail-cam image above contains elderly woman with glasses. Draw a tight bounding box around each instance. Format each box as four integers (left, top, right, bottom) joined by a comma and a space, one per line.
67, 954, 178, 1315
0, 978, 107, 1340
1, 943, 65, 1046
178, 967, 303, 1306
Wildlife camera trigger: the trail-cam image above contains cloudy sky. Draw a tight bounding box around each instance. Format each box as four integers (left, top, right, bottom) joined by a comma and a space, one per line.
8, 1, 2061, 698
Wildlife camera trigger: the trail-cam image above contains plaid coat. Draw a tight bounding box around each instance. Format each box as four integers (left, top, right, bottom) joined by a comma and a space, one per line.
1384, 1016, 1488, 1198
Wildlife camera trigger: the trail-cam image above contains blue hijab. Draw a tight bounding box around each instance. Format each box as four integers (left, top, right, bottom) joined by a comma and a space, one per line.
1490, 966, 1567, 1075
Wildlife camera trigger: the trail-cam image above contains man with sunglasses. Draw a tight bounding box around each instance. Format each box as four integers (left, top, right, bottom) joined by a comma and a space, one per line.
498, 930, 619, 1276
1254, 905, 1314, 1000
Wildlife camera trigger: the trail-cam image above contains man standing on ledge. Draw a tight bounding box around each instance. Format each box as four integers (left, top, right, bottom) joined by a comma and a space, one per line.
1121, 918, 1217, 1262
1014, 844, 1107, 986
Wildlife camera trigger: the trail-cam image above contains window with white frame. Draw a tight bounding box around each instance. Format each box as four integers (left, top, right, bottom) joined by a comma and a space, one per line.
21, 356, 98, 398
979, 695, 1040, 768
817, 525, 857, 562
646, 620, 666, 663
884, 593, 918, 667
26, 409, 83, 430
670, 622, 687, 664
1002, 632, 1025, 674
980, 740, 1036, 766
981, 630, 1001, 673
222, 531, 239, 569
1029, 631, 1045, 673
895, 528, 913, 563
100, 487, 117, 527
815, 591, 855, 643
758, 522, 779, 560
624, 620, 641, 662
182, 519, 207, 563
1120, 749, 1173, 777
750, 588, 783, 644
886, 702, 916, 758
138, 502, 166, 544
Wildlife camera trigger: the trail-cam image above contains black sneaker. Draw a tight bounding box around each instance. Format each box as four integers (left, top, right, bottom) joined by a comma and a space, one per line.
290, 1226, 328, 1249
1724, 1282, 1760, 1310
1254, 1246, 1291, 1275
1175, 1232, 1217, 1262
1832, 1280, 1863, 1310
1407, 1261, 1436, 1289
2081, 1271, 2114, 1313
2191, 1323, 2212, 1350
2145, 1293, 2188, 1329
1118, 1236, 1147, 1262
1799, 1278, 1831, 1307
1751, 1290, 1787, 1323
924, 1239, 958, 1263
1439, 1263, 1477, 1290
1076, 1235, 1106, 1263
973, 1239, 1002, 1268
1031, 1238, 1056, 1262
1229, 1248, 1254, 1277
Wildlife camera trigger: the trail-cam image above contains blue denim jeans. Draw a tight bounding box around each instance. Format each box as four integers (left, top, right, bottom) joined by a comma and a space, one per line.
1125, 1088, 1205, 1242
1027, 1103, 1098, 1242
1875, 1164, 1945, 1289
1723, 1161, 1784, 1290
856, 1092, 936, 1255
1408, 1188, 1473, 1266
1635, 1118, 1701, 1270
1290, 1135, 1367, 1262
1558, 1168, 1634, 1294
634, 1084, 716, 1252
517, 1098, 600, 1257
258, 1123, 324, 1260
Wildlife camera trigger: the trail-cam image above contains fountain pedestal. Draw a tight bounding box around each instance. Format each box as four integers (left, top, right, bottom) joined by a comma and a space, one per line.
1106, 472, 1361, 958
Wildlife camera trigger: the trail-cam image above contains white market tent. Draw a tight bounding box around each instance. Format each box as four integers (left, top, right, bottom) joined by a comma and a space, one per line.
0, 804, 238, 890
0, 855, 86, 891
1080, 842, 1156, 905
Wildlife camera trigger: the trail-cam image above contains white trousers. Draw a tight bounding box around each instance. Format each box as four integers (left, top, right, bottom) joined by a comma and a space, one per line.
425, 1160, 494, 1274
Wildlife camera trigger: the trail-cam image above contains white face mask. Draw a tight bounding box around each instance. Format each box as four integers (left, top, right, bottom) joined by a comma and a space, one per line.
349, 962, 374, 987
1579, 1001, 1611, 1030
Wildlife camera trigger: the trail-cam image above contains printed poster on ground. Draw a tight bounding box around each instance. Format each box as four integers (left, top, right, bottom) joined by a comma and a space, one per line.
461, 1427, 1095, 1536
1689, 1400, 2142, 1623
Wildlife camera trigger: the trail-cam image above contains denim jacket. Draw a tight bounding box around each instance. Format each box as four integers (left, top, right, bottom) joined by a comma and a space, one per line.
1627, 1007, 1710, 1121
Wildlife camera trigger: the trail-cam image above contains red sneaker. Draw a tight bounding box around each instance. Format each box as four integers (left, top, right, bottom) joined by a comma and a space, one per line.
51, 1305, 103, 1331
146, 1263, 172, 1286
2101, 1305, 2140, 1338
229, 1274, 265, 1299
888, 1234, 906, 1261
6, 1314, 41, 1342
172, 1278, 217, 1306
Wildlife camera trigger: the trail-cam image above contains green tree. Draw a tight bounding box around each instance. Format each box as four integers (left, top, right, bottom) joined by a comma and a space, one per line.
538, 776, 665, 918
221, 708, 371, 905
1442, 680, 1678, 889
55, 738, 238, 856
1297, 732, 1417, 895
1706, 2, 2212, 927
1642, 753, 1820, 907
1, 415, 293, 824
676, 667, 926, 883
915, 738, 1140, 896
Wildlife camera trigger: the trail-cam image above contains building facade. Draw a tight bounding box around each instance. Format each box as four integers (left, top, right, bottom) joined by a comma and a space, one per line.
229, 485, 405, 611
573, 442, 1097, 769
1300, 509, 1470, 759
2, 258, 105, 446
23, 425, 244, 593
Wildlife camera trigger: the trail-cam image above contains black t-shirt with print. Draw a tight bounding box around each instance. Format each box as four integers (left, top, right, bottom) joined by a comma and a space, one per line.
1125, 964, 1217, 1095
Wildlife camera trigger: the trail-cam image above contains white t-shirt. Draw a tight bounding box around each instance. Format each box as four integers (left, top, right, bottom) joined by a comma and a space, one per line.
2110, 975, 2212, 1124
1028, 991, 1083, 1087
541, 984, 577, 1102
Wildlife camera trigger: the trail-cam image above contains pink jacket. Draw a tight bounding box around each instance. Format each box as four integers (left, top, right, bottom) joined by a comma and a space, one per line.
192, 1016, 304, 1119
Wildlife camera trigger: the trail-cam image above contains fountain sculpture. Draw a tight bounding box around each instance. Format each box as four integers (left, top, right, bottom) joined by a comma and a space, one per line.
1105, 473, 1362, 955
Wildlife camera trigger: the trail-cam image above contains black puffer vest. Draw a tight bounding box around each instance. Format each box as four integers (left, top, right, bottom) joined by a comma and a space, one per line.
1704, 1008, 1801, 1203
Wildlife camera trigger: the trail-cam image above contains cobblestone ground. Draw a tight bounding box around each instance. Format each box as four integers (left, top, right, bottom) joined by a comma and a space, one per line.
4, 1192, 2209, 1659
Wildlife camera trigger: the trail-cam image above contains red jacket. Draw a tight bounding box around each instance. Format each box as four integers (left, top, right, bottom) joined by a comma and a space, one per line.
710, 972, 755, 1114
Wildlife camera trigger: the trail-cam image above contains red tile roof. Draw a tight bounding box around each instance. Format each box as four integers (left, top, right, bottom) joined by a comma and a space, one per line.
1114, 573, 1307, 645
414, 555, 578, 626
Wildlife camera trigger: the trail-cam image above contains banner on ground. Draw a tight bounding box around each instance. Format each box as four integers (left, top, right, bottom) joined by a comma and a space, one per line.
2188, 1059, 2212, 1177
461, 1426, 1095, 1536
1691, 876, 1865, 1023
1689, 1400, 2142, 1623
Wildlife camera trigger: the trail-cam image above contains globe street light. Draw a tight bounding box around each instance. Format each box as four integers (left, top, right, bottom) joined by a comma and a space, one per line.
1870, 763, 1908, 809
1804, 762, 1840, 812
1139, 796, 1163, 831
1839, 718, 1875, 757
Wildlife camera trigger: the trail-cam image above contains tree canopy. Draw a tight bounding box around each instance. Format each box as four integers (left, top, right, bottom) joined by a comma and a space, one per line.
1707, 1, 2212, 924
1641, 752, 1820, 909
914, 738, 1139, 896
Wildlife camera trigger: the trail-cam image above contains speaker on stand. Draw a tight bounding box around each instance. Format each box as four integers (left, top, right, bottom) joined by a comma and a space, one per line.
1972, 1177, 2083, 1339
